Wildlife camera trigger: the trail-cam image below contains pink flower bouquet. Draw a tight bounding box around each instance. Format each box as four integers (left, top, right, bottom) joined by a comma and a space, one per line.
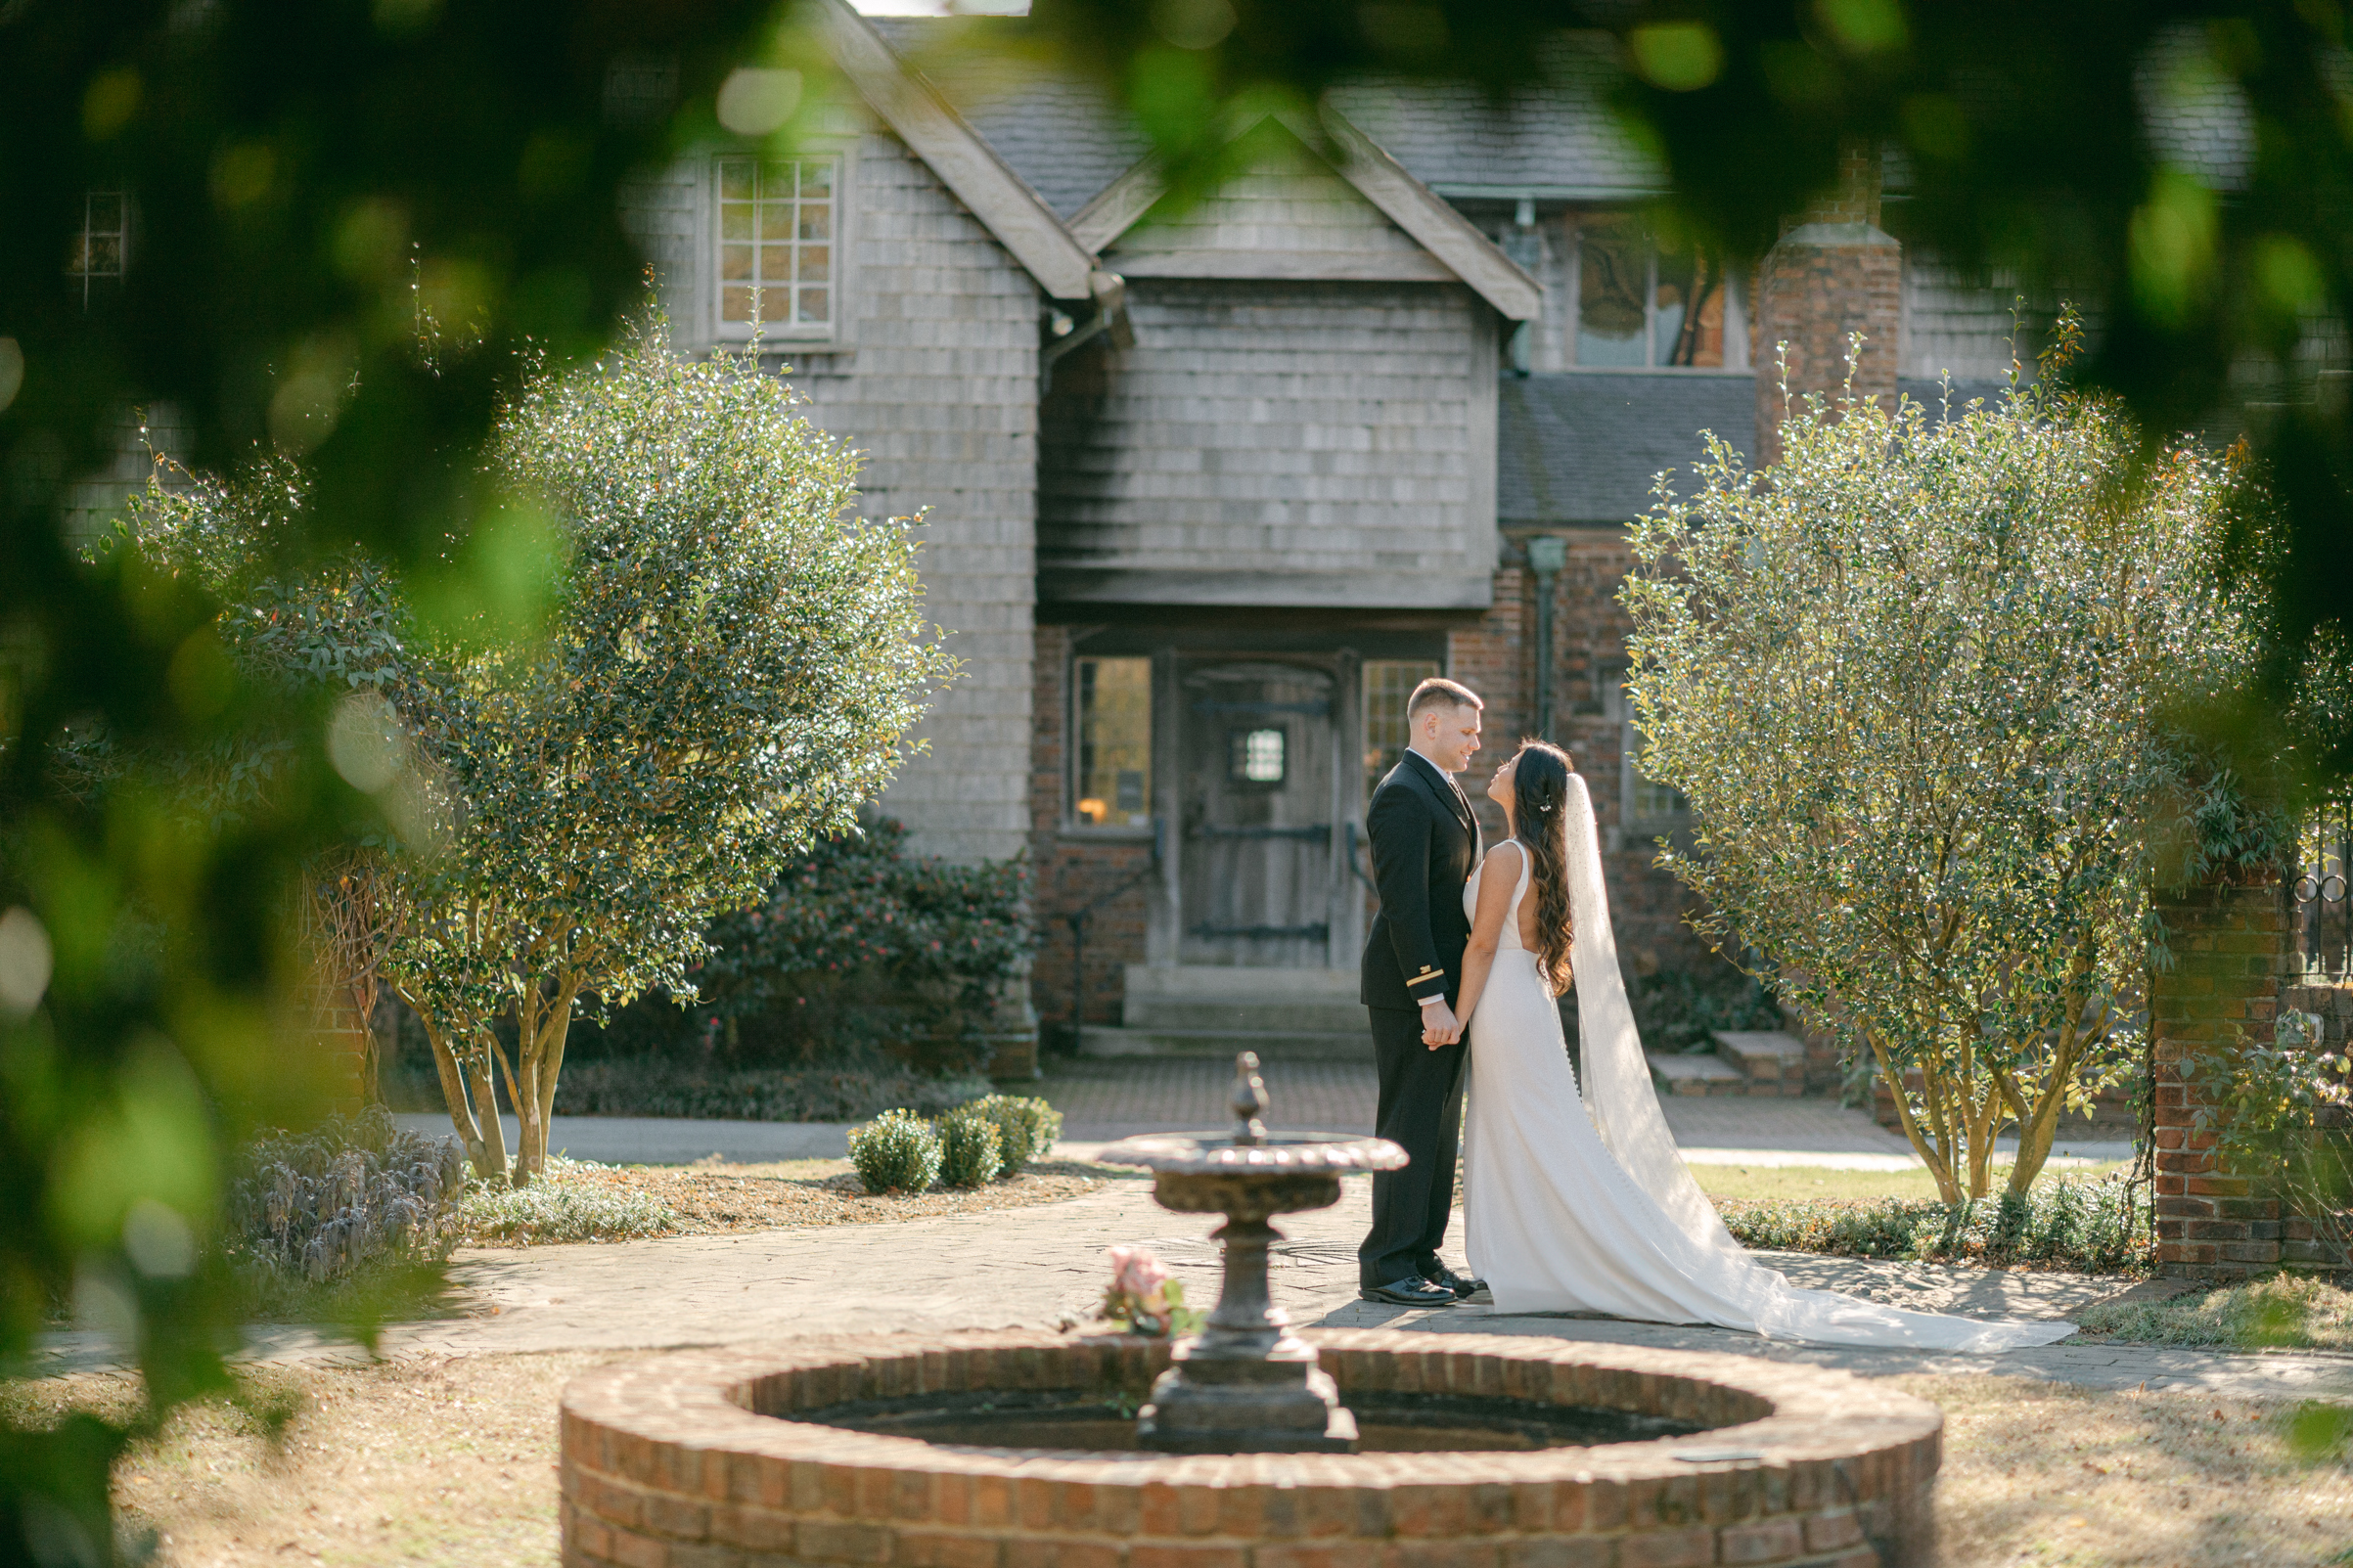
1101, 1244, 1201, 1335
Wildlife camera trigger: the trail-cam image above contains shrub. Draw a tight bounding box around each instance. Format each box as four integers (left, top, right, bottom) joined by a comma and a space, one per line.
450, 1157, 677, 1244
691, 818, 1035, 1074
1629, 965, 1782, 1054
937, 1105, 1002, 1189
226, 1106, 465, 1287
849, 1109, 942, 1194
969, 1094, 1064, 1174
1715, 1173, 2151, 1275
1626, 318, 2259, 1203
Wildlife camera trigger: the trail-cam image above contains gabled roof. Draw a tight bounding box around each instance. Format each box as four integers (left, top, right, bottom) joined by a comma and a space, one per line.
820, 1, 1099, 299
874, 19, 1661, 206
1068, 110, 1542, 320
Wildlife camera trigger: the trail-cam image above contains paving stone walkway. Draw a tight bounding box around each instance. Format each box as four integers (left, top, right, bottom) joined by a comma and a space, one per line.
395, 1060, 2129, 1168
25, 1172, 2348, 1402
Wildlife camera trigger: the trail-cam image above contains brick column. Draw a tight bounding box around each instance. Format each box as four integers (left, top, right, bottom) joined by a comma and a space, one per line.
1753, 141, 1901, 467
2151, 872, 2295, 1278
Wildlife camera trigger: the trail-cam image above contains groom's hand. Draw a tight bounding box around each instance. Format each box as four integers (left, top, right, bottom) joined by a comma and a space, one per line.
1420, 999, 1461, 1048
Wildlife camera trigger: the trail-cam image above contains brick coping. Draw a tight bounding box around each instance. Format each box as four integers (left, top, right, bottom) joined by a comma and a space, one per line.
561, 1328, 1943, 1567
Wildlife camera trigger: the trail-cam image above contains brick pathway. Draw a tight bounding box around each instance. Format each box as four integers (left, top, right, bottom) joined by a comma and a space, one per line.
27, 1173, 2350, 1402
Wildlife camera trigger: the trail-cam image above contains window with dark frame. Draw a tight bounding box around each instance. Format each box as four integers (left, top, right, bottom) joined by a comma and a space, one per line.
68, 191, 128, 307
1361, 658, 1442, 801
1074, 656, 1152, 827
1229, 726, 1287, 785
1573, 212, 1742, 370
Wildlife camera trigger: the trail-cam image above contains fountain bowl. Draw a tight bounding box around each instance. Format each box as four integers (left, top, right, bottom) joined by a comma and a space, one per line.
560, 1327, 1942, 1567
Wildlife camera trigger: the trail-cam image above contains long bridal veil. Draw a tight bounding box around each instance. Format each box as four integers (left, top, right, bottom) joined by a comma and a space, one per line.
1549, 772, 2077, 1350
1561, 772, 1742, 1257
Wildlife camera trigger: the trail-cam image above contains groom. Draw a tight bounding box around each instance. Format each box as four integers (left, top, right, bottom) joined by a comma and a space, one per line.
1357, 677, 1488, 1306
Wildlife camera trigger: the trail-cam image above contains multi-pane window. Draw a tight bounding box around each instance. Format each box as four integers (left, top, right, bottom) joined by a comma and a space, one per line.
1362, 658, 1442, 801
1574, 213, 1741, 370
1075, 656, 1152, 827
1604, 677, 1690, 827
1230, 727, 1286, 785
69, 191, 128, 307
716, 157, 836, 336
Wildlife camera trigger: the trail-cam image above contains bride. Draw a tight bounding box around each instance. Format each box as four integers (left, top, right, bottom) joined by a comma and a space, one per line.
1451, 740, 2075, 1351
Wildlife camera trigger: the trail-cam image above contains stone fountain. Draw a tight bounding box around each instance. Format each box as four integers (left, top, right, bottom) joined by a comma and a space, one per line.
556, 1055, 1952, 1567
1094, 1051, 1406, 1453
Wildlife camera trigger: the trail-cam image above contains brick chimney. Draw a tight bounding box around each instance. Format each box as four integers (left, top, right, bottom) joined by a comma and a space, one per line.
1752, 141, 1902, 466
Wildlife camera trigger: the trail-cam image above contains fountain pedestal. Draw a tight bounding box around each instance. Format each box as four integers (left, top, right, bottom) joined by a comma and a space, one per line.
1100, 1054, 1406, 1454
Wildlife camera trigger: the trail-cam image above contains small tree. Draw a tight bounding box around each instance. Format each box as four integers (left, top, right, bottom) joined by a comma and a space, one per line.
126, 318, 955, 1183
375, 320, 954, 1180
1625, 330, 2253, 1203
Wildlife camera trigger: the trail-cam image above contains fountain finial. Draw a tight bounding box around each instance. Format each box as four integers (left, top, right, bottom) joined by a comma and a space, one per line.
1230, 1052, 1269, 1145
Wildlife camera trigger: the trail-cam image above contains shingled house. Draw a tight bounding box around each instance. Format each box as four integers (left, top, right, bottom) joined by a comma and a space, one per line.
619, 3, 2030, 1068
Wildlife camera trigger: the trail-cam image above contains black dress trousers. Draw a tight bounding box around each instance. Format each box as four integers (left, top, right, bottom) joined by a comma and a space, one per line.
1358, 1008, 1468, 1288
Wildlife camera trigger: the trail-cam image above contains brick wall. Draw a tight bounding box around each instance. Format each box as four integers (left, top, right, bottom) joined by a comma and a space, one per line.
1027, 624, 1154, 1031
2151, 873, 2351, 1277
1751, 143, 1902, 468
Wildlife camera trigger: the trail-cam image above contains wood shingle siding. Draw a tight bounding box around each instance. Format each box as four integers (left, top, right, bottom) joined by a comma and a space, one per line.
1038, 279, 1496, 609
621, 123, 1042, 864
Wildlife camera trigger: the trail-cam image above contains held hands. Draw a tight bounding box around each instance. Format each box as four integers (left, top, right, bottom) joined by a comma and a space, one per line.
1420, 998, 1463, 1049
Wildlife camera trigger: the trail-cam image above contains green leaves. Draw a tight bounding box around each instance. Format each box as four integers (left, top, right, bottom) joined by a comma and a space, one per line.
1627, 347, 2254, 1200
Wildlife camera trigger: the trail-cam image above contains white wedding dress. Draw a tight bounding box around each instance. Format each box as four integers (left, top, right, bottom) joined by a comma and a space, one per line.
1459, 775, 2075, 1351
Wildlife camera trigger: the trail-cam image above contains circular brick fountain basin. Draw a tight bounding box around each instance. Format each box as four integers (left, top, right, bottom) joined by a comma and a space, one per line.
561, 1328, 1941, 1568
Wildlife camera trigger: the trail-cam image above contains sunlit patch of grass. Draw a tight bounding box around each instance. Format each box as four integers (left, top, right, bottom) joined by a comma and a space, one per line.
1692, 1161, 2130, 1204
2078, 1273, 2353, 1353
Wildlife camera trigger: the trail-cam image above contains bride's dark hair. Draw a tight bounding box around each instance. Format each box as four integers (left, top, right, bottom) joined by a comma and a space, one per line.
1511, 740, 1577, 995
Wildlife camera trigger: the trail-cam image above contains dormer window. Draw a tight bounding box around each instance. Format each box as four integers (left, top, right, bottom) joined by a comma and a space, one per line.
69, 191, 128, 307
1572, 213, 1746, 371
715, 157, 837, 338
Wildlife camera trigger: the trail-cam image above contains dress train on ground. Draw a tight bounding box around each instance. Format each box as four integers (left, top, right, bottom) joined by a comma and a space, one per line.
1459, 784, 2075, 1353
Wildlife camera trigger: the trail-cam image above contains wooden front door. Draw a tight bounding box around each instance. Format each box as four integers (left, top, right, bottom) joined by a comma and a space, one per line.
1179, 660, 1340, 967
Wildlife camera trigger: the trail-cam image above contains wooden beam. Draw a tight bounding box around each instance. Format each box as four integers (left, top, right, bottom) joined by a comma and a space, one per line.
1106, 247, 1462, 283
1298, 109, 1543, 322
820, 0, 1098, 299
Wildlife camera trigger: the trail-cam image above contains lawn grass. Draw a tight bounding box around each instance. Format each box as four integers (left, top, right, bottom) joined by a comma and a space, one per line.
5, 1360, 2346, 1568
2080, 1274, 2353, 1353
1691, 1160, 2131, 1204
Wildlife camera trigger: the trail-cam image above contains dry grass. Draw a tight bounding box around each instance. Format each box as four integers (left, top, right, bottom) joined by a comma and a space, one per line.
1897, 1373, 2353, 1567
451, 1156, 1128, 1247
8, 1356, 2347, 1567
1, 1353, 611, 1567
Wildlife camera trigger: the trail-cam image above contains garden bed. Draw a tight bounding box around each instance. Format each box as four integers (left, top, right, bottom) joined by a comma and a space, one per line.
448, 1155, 1128, 1246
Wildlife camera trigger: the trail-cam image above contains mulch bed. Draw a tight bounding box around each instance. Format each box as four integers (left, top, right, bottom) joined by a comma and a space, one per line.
456, 1157, 1136, 1245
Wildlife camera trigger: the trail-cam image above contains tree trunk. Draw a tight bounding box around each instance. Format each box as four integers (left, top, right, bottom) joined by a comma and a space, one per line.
415, 1006, 500, 1181
466, 1047, 511, 1185
533, 988, 574, 1173
1871, 1033, 1964, 1205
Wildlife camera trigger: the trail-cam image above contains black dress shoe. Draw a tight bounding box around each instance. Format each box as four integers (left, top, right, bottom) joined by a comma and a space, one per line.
1422, 1265, 1489, 1301
1360, 1276, 1458, 1307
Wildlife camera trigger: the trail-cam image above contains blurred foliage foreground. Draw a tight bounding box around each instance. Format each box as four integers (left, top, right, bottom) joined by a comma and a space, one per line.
14, 2, 2353, 1562
1, 314, 950, 1562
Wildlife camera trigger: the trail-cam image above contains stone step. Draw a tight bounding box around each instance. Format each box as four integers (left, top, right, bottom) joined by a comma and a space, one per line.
1121, 964, 1366, 1034
1125, 999, 1370, 1032
1645, 1052, 1748, 1097
1078, 1027, 1374, 1062
1710, 1030, 1809, 1096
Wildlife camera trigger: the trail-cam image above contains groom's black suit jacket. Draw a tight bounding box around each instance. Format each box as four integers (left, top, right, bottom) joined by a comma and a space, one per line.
1360, 750, 1480, 1010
